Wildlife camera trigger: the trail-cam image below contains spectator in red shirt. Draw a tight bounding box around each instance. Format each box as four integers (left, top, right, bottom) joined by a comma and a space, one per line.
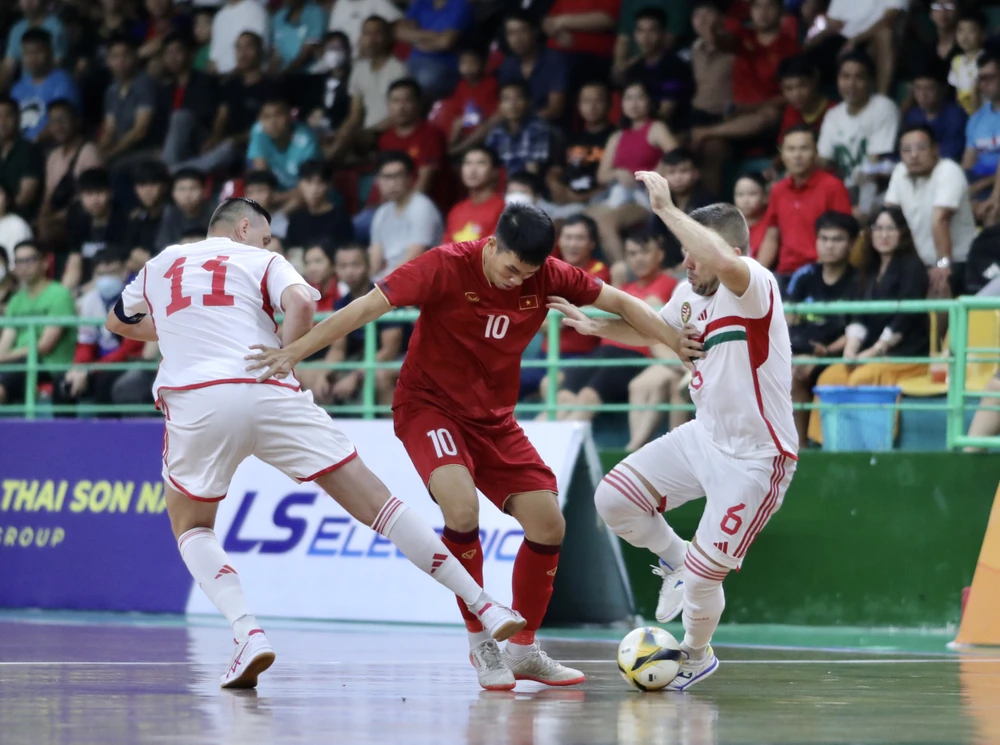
757, 124, 853, 290
555, 231, 679, 448
776, 54, 834, 144
379, 78, 449, 206
445, 145, 505, 243
434, 47, 500, 156
691, 0, 799, 195
734, 171, 770, 259
542, 0, 620, 101
303, 241, 339, 312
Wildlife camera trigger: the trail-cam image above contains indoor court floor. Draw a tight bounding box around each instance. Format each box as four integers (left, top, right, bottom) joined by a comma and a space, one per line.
1, 611, 999, 745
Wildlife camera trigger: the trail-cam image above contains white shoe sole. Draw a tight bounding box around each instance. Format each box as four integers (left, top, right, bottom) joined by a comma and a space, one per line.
221, 649, 276, 690
490, 616, 527, 643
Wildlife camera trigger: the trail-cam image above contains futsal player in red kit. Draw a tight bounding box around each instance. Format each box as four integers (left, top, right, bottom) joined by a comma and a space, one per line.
247, 203, 687, 689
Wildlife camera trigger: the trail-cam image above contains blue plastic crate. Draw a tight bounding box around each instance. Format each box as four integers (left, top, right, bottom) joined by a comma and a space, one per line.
814, 386, 901, 452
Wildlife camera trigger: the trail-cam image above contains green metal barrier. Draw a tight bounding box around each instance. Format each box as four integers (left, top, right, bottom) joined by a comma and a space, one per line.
1, 297, 998, 449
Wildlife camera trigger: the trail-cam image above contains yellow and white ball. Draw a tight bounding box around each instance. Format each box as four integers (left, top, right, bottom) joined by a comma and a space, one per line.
617, 626, 682, 691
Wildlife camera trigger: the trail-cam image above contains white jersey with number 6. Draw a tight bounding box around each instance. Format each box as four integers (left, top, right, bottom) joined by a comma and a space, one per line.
120, 237, 320, 403
659, 257, 798, 461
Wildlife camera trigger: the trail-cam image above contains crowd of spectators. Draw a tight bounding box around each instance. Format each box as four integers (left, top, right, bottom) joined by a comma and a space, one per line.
2, 0, 1000, 448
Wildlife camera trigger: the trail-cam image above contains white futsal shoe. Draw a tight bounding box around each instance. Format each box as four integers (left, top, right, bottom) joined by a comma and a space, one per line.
502, 642, 586, 686
652, 554, 686, 623
470, 639, 516, 691
468, 593, 527, 642
220, 629, 275, 689
665, 646, 719, 691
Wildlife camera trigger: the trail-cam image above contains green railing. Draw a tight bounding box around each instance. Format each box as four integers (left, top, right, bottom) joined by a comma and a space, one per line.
1, 298, 998, 450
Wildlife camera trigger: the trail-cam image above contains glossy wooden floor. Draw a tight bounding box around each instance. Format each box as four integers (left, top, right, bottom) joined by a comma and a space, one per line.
1, 613, 999, 745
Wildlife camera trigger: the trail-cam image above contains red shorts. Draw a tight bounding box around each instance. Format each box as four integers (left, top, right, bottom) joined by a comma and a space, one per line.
394, 402, 558, 511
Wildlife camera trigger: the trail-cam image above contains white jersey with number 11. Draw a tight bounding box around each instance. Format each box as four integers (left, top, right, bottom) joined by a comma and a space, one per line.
120, 237, 320, 404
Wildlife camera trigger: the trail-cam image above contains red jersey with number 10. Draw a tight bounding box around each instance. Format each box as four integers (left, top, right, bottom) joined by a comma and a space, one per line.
376, 239, 604, 423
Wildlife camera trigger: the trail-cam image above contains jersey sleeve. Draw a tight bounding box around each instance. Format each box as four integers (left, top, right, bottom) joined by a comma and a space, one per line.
733, 257, 778, 316
265, 255, 321, 312
658, 288, 685, 331
546, 258, 604, 306
120, 267, 149, 316
375, 247, 445, 308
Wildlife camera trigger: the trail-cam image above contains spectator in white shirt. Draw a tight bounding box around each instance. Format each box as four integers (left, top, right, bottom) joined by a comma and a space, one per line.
328, 0, 402, 57
210, 0, 270, 75
817, 52, 899, 212
885, 123, 977, 298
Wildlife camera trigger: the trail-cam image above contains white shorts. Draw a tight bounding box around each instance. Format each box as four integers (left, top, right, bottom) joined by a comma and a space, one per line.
621, 419, 796, 570
159, 383, 357, 501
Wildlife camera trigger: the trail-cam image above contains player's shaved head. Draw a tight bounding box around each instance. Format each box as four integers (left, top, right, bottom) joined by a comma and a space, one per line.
689, 203, 750, 255
208, 197, 273, 249
494, 202, 555, 267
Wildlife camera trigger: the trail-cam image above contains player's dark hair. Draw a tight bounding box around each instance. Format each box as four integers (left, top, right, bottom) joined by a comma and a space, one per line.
378, 150, 416, 176
561, 214, 599, 246
814, 210, 860, 243
21, 28, 53, 49
635, 6, 667, 28
838, 51, 876, 79
735, 171, 768, 191
244, 169, 279, 189
777, 54, 818, 81
506, 169, 542, 195
132, 159, 170, 185
388, 77, 422, 99
899, 122, 937, 145
173, 167, 206, 186
298, 158, 329, 182
494, 203, 555, 267
660, 147, 696, 167
781, 123, 816, 144
209, 197, 272, 228
77, 167, 112, 193
689, 203, 750, 255
464, 145, 499, 169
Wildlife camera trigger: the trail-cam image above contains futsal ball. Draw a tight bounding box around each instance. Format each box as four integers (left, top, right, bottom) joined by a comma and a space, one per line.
617, 626, 682, 691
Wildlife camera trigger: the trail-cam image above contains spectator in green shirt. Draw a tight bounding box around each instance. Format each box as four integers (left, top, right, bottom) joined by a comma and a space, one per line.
0, 239, 77, 404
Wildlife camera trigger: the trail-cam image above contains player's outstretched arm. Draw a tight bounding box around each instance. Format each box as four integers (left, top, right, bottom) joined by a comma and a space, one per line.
547, 296, 649, 347
246, 288, 391, 382
593, 284, 683, 350
105, 305, 158, 343
636, 170, 751, 297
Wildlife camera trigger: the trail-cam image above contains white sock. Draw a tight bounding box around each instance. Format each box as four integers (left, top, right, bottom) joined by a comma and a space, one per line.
504, 641, 537, 657
468, 630, 491, 647
178, 528, 259, 639
595, 470, 686, 570
681, 549, 728, 655
372, 497, 483, 605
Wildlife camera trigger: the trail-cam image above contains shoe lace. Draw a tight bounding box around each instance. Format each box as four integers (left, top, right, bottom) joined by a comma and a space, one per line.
475, 641, 504, 669
651, 563, 667, 578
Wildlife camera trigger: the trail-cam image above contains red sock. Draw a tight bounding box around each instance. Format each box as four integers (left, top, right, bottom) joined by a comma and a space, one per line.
509, 539, 560, 646
441, 526, 484, 632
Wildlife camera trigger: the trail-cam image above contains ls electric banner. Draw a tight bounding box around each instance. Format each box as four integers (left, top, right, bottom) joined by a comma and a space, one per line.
0, 420, 593, 623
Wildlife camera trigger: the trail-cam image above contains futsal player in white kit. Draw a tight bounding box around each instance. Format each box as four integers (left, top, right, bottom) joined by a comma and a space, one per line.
105, 198, 525, 689
550, 171, 797, 690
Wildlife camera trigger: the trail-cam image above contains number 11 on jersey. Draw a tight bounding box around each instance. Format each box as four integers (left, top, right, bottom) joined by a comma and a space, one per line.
165, 256, 236, 315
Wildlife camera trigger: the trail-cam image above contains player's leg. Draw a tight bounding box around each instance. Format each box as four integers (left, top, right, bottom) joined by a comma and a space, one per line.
668, 431, 797, 690
475, 422, 583, 686
626, 364, 679, 452
160, 387, 272, 689
594, 422, 704, 623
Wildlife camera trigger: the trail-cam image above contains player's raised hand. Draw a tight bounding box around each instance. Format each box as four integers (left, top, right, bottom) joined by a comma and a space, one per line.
245, 344, 295, 382
679, 323, 704, 371
635, 171, 674, 213
547, 296, 600, 336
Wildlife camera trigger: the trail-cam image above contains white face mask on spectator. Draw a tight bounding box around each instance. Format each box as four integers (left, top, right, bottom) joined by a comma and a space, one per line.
96, 276, 125, 302
505, 191, 535, 206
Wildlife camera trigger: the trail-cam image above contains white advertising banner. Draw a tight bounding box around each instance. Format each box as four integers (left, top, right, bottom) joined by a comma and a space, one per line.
186, 420, 593, 624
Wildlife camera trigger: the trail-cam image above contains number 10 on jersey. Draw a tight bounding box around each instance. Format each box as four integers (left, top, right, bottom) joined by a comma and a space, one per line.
485, 314, 509, 339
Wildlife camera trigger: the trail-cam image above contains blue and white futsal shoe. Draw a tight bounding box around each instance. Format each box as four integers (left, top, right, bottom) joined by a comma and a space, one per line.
666, 646, 719, 691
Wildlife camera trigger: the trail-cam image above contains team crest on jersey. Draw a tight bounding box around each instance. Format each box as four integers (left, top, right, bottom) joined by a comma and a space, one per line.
519, 295, 539, 310
681, 301, 692, 323
465, 292, 480, 303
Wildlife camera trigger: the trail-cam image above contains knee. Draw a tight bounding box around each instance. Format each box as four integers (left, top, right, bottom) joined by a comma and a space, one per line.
440, 498, 479, 532
525, 508, 565, 545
